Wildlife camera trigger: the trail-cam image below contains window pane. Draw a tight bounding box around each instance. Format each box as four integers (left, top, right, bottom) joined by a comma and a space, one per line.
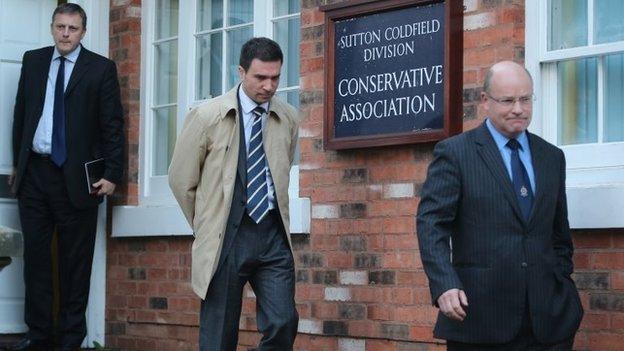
557, 58, 598, 145
197, 0, 223, 30
197, 33, 223, 100
595, 0, 624, 44
155, 0, 179, 39
154, 41, 178, 105
152, 106, 177, 176
277, 90, 300, 109
604, 53, 624, 142
274, 0, 300, 17
549, 0, 587, 50
226, 26, 253, 90
274, 17, 300, 88
228, 0, 253, 26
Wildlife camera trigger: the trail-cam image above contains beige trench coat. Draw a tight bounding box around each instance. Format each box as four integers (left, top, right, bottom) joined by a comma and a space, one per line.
168, 87, 300, 299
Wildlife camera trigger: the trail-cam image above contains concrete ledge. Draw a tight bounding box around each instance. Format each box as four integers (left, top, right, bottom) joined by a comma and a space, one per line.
0, 225, 23, 257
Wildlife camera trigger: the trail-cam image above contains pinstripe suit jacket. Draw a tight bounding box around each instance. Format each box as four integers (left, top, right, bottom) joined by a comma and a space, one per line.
416, 122, 583, 344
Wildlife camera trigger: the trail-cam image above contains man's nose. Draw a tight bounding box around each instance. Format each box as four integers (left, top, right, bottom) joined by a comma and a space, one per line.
62, 27, 70, 36
511, 100, 523, 114
263, 80, 276, 91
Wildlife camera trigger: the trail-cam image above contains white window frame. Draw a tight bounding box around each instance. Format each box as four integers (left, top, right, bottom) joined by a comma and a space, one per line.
525, 0, 624, 228
113, 1, 309, 237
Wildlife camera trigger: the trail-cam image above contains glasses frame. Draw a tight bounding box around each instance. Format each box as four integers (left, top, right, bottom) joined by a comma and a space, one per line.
486, 93, 536, 108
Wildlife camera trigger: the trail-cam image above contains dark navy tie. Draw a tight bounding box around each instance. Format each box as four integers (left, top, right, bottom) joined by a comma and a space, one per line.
51, 56, 67, 167
507, 139, 534, 220
246, 106, 270, 223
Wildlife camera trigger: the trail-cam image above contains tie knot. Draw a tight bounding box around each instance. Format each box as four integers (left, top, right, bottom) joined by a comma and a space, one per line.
507, 138, 521, 151
59, 56, 66, 63
252, 106, 266, 118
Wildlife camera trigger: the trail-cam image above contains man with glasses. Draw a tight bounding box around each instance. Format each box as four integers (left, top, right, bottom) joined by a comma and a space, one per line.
417, 61, 583, 350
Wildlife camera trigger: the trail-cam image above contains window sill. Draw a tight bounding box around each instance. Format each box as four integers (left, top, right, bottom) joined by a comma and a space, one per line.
567, 183, 624, 229
112, 194, 311, 237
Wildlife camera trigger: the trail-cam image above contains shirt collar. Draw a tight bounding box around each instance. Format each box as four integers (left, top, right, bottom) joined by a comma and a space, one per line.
52, 44, 81, 63
485, 118, 530, 152
238, 85, 269, 115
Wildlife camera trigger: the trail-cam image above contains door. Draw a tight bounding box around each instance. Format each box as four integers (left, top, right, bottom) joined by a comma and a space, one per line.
0, 0, 58, 334
0, 1, 107, 347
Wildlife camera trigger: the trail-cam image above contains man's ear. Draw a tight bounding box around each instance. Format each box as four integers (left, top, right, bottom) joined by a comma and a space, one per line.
238, 65, 245, 81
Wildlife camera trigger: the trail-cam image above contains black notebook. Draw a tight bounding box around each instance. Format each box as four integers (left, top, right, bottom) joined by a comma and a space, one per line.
84, 158, 105, 194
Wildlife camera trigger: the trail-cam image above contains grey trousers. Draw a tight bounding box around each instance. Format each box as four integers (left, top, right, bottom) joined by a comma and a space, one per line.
199, 210, 298, 351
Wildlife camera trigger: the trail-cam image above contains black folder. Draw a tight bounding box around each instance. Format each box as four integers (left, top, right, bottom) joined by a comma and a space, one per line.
84, 158, 105, 194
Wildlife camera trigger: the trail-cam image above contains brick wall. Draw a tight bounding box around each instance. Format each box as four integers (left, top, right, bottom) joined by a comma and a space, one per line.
110, 0, 141, 206
571, 230, 624, 351
105, 0, 624, 350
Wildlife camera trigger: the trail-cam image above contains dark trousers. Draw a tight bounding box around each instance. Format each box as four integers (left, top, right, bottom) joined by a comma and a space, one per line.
447, 301, 575, 351
18, 154, 98, 348
199, 211, 298, 351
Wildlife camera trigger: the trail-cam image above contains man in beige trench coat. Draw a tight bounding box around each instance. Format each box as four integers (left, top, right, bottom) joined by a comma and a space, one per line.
169, 37, 301, 351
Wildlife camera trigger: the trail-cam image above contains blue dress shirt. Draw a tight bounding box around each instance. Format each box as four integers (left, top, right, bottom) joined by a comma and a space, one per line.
485, 118, 536, 193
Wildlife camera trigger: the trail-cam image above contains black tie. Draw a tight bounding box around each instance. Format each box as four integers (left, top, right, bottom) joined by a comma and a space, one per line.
507, 139, 534, 221
51, 56, 67, 167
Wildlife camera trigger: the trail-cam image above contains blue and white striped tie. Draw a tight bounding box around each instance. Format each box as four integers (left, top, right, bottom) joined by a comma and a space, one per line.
246, 106, 270, 223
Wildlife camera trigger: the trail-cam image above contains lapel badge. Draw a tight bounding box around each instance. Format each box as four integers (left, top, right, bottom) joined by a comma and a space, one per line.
520, 186, 528, 197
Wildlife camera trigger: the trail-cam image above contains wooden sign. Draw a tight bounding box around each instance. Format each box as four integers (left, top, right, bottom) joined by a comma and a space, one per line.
321, 0, 463, 150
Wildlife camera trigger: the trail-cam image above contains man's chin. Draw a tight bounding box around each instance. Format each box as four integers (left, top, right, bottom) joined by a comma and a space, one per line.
255, 95, 272, 103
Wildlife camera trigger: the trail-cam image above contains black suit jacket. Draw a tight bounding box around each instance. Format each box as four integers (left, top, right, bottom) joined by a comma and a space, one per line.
12, 45, 123, 209
416, 122, 583, 344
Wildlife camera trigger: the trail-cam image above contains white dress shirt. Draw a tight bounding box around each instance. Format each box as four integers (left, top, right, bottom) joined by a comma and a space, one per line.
32, 45, 81, 154
238, 85, 276, 209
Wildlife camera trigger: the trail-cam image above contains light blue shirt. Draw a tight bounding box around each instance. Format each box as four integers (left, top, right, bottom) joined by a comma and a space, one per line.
238, 85, 276, 209
485, 119, 536, 193
32, 45, 81, 154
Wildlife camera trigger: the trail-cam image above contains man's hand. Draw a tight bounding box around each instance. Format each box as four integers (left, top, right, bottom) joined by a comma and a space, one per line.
7, 168, 16, 187
92, 178, 116, 196
437, 288, 468, 321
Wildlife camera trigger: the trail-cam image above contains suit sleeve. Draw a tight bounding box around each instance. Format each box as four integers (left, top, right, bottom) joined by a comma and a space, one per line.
12, 52, 28, 167
416, 140, 464, 305
99, 60, 124, 184
168, 108, 209, 227
552, 149, 574, 277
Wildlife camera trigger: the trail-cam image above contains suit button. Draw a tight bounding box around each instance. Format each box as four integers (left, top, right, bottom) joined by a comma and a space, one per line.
240, 200, 245, 206
521, 262, 528, 268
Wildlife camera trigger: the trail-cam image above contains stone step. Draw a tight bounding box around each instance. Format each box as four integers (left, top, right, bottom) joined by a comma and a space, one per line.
0, 225, 22, 257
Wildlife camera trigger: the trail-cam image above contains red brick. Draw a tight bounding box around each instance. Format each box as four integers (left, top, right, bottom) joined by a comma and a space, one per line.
573, 233, 612, 248
592, 252, 624, 269
611, 272, 624, 290
384, 234, 417, 251
383, 252, 419, 269
579, 313, 610, 330
588, 332, 624, 351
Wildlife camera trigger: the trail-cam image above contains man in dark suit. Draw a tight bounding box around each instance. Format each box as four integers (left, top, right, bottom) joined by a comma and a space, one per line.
8, 4, 123, 351
417, 61, 583, 350
169, 38, 300, 351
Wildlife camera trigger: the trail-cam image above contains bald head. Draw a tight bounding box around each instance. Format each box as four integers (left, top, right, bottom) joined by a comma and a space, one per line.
483, 61, 533, 94
480, 61, 534, 138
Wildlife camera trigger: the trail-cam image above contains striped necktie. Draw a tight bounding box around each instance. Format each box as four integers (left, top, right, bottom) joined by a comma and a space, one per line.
507, 139, 534, 220
246, 106, 270, 223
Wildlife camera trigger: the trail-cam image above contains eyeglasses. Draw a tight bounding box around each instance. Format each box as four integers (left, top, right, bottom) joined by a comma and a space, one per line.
486, 93, 535, 107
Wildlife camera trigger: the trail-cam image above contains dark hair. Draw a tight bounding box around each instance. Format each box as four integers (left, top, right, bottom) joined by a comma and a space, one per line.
52, 3, 87, 29
239, 37, 283, 71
